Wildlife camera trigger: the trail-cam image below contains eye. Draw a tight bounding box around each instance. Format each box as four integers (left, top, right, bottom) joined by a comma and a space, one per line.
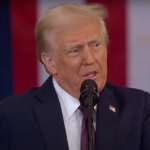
91, 43, 100, 51
94, 43, 100, 47
71, 49, 79, 53
67, 49, 80, 57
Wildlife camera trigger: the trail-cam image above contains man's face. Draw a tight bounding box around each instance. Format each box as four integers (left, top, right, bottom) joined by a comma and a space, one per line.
52, 21, 107, 99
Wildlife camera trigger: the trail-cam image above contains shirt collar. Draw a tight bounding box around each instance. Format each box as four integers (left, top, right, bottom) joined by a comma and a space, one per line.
53, 77, 80, 121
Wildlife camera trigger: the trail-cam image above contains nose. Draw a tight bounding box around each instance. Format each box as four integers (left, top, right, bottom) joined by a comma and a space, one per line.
82, 47, 95, 66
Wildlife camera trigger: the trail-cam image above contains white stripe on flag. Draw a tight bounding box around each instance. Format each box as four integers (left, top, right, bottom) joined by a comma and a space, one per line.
37, 0, 84, 86
127, 0, 150, 92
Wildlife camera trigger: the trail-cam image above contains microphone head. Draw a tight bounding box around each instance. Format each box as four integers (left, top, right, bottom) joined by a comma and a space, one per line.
80, 79, 98, 93
79, 79, 98, 108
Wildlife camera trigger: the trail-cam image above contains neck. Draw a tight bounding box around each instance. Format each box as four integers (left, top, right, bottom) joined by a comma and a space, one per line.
53, 77, 80, 100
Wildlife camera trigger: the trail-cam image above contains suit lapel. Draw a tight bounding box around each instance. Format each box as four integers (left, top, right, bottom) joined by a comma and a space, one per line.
96, 84, 119, 150
33, 76, 69, 150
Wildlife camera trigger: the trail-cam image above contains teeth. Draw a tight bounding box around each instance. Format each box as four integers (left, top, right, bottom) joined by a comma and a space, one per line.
86, 73, 95, 77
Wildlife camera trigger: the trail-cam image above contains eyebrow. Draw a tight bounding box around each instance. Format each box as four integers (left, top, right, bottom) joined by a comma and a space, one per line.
88, 37, 101, 44
68, 36, 101, 48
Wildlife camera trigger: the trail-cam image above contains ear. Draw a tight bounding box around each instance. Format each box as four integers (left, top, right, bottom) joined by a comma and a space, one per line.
41, 52, 57, 75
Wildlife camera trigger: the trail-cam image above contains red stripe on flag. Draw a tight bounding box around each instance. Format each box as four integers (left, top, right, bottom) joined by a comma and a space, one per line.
86, 0, 126, 86
10, 1, 38, 94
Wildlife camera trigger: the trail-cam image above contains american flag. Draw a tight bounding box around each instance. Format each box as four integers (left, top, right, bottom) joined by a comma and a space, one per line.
109, 105, 116, 113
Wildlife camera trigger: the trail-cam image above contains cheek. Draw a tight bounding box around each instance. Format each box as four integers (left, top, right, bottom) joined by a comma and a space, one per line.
58, 57, 82, 75
68, 60, 83, 76
96, 51, 107, 66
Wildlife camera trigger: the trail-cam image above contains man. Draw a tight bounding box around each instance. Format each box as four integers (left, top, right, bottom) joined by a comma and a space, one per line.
0, 3, 150, 150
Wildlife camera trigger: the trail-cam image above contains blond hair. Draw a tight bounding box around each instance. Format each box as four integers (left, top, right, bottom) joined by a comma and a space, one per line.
35, 3, 109, 63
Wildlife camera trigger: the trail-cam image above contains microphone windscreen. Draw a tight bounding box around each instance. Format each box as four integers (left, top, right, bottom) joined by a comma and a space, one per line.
80, 79, 98, 93
79, 79, 98, 108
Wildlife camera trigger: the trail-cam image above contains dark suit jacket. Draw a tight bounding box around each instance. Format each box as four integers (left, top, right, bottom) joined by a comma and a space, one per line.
0, 76, 150, 150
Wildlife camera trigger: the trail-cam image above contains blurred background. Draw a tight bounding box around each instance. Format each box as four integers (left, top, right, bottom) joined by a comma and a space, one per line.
0, 0, 150, 100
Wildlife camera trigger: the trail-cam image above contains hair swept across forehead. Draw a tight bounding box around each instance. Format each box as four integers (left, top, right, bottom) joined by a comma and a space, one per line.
35, 3, 109, 63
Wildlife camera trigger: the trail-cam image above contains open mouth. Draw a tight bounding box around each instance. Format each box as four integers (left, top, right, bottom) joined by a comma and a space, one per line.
83, 71, 98, 79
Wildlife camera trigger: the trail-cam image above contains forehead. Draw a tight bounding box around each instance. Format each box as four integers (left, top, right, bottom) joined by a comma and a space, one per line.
55, 21, 102, 44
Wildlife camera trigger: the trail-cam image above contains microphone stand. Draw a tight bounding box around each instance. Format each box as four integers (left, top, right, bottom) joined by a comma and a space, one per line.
87, 90, 94, 150
79, 80, 98, 150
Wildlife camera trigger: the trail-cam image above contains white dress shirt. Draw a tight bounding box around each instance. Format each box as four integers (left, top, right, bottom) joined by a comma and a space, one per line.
52, 77, 97, 150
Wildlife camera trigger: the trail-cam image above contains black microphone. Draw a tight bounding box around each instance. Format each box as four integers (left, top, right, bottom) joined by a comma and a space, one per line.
79, 79, 99, 150
79, 79, 99, 108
